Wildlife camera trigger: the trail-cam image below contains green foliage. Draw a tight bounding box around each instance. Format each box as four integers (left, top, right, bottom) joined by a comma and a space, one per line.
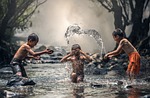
0, 0, 7, 19
0, 0, 47, 64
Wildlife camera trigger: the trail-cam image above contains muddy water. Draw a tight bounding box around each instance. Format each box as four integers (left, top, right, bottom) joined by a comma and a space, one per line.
1, 63, 150, 98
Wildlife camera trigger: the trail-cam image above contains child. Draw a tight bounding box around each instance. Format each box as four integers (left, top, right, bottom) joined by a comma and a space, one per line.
60, 44, 92, 83
10, 33, 53, 78
104, 28, 140, 82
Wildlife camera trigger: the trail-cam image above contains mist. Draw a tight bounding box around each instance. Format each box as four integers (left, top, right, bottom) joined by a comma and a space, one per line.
16, 0, 115, 53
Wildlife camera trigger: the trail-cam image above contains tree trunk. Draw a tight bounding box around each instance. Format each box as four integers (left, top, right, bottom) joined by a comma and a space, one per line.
112, 0, 124, 31
0, 0, 16, 41
128, 0, 146, 46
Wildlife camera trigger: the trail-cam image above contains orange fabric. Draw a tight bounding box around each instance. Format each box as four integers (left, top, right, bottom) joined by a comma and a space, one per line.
127, 52, 140, 75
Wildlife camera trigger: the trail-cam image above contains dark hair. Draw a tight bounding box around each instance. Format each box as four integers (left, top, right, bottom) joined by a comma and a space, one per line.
112, 28, 124, 37
71, 44, 81, 50
28, 33, 39, 42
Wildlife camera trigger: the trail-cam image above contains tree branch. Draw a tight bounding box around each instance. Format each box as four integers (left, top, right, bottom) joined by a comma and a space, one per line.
97, 0, 112, 12
129, 0, 135, 13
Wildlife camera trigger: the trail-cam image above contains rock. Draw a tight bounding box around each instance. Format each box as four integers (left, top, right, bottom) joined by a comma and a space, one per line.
144, 76, 150, 82
93, 68, 107, 75
90, 83, 104, 88
105, 70, 119, 78
117, 80, 123, 85
0, 67, 13, 79
143, 94, 150, 98
124, 85, 133, 89
6, 75, 36, 87
0, 67, 13, 74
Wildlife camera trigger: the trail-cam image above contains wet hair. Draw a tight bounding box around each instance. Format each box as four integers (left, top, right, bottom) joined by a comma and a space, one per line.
112, 28, 124, 37
27, 33, 39, 42
71, 44, 81, 50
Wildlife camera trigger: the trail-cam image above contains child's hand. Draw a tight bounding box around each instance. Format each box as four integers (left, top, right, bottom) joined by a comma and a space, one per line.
70, 51, 74, 56
46, 49, 54, 54
65, 66, 70, 72
104, 54, 109, 59
79, 50, 84, 54
108, 55, 113, 59
104, 54, 113, 59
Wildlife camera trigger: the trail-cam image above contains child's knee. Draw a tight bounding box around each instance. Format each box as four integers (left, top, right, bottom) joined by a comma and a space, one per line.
12, 65, 21, 74
71, 73, 77, 77
16, 72, 22, 76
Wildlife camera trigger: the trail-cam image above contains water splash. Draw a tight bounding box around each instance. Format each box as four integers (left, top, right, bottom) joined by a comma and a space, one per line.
65, 24, 106, 57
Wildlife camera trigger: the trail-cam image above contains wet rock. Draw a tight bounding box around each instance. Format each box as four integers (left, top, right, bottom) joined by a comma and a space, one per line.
143, 94, 150, 98
0, 90, 6, 98
0, 67, 13, 74
7, 75, 36, 87
124, 85, 133, 89
85, 62, 107, 75
144, 76, 150, 82
90, 83, 105, 88
117, 80, 123, 85
108, 64, 125, 71
105, 70, 119, 78
0, 67, 13, 79
93, 68, 107, 75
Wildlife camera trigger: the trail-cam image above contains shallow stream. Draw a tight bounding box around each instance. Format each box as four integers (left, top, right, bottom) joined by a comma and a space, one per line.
0, 63, 150, 98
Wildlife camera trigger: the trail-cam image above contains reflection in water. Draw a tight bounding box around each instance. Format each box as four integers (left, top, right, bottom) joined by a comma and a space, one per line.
73, 86, 84, 98
127, 87, 140, 98
0, 86, 33, 98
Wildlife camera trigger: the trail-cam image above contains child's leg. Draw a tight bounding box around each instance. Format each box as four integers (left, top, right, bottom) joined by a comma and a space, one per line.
71, 72, 77, 83
130, 62, 138, 82
127, 62, 134, 81
20, 65, 28, 78
77, 75, 84, 83
11, 64, 22, 76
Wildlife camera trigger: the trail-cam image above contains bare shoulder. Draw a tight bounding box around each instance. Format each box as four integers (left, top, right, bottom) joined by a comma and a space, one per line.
120, 38, 128, 45
80, 55, 86, 60
22, 43, 31, 49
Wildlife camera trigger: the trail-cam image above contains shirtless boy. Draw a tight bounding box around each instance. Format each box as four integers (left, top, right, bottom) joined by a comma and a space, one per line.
10, 33, 53, 78
60, 44, 92, 83
104, 28, 141, 82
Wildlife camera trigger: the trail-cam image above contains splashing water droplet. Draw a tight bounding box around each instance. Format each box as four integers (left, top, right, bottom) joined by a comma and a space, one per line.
65, 24, 106, 57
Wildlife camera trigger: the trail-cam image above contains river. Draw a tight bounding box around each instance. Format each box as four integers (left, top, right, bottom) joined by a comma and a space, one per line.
0, 63, 150, 98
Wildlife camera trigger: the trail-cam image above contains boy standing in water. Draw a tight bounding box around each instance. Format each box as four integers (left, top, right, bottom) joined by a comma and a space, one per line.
10, 33, 53, 78
104, 28, 140, 82
60, 44, 92, 83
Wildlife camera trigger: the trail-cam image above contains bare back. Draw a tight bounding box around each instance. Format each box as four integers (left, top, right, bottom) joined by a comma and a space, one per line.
13, 43, 31, 60
120, 38, 137, 54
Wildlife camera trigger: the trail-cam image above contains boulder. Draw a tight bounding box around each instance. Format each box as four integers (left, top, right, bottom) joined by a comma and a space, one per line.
6, 75, 36, 87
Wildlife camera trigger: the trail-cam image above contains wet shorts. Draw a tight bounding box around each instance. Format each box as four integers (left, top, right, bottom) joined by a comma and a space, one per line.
10, 58, 28, 77
127, 52, 140, 75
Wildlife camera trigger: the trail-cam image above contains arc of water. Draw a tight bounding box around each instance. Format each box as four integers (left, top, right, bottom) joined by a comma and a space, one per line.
65, 24, 106, 57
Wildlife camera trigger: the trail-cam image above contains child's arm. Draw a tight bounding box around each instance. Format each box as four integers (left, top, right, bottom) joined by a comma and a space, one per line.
60, 53, 72, 62
25, 45, 53, 56
26, 55, 40, 60
104, 40, 124, 59
80, 50, 92, 62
